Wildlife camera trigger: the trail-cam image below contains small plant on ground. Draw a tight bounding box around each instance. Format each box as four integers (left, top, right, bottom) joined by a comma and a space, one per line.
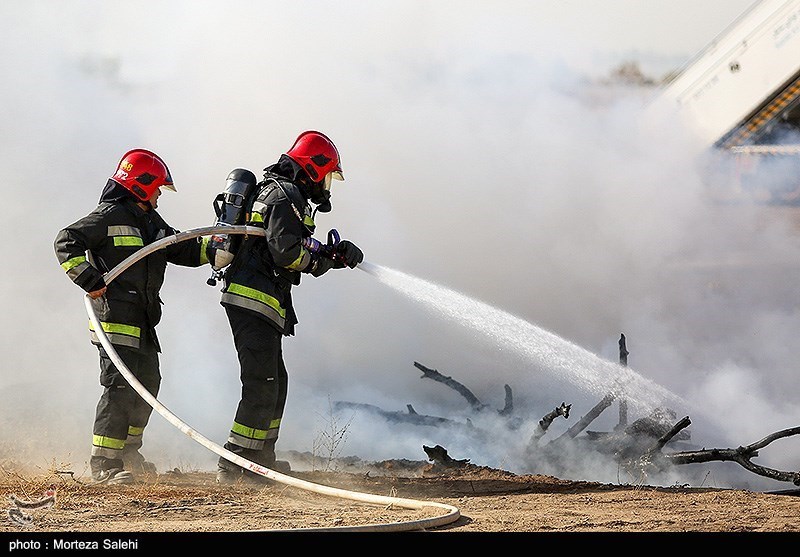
311, 396, 354, 472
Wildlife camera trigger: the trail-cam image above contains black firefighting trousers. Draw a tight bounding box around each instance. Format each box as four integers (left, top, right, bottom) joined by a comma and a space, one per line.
92, 343, 160, 460
219, 305, 288, 469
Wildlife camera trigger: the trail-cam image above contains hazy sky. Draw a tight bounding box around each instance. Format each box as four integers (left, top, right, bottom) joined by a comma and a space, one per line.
6, 0, 800, 491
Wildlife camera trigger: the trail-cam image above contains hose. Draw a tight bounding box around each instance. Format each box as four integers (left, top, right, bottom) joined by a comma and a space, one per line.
83, 225, 461, 532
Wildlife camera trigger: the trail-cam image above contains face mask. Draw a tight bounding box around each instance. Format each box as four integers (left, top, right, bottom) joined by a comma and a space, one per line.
311, 188, 332, 212
308, 174, 333, 212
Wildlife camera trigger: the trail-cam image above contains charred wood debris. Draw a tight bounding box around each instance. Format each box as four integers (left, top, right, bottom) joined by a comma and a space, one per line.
334, 333, 800, 486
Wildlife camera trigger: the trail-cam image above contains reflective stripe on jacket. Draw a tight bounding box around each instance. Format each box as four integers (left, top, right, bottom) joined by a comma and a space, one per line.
220, 175, 315, 336
55, 196, 210, 350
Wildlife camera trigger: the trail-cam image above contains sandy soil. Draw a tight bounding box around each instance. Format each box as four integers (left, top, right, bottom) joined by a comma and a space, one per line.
2, 458, 800, 542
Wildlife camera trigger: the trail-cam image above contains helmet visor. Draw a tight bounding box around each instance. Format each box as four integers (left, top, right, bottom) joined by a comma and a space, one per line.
323, 170, 344, 191
161, 164, 176, 191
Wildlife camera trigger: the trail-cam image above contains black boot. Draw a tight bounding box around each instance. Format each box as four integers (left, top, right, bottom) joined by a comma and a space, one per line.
254, 440, 291, 475
216, 457, 244, 484
273, 459, 291, 474
217, 443, 274, 485
122, 448, 157, 476
90, 456, 134, 485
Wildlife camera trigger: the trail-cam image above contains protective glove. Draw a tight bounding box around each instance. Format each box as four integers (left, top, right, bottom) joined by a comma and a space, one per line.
308, 254, 336, 277
333, 240, 364, 269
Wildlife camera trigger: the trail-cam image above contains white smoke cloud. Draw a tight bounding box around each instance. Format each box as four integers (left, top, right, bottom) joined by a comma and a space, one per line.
8, 0, 800, 492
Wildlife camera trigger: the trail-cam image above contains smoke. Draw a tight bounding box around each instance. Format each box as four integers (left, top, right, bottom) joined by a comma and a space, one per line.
6, 0, 799, 491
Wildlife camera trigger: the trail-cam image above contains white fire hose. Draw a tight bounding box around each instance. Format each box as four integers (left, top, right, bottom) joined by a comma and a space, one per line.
84, 225, 461, 532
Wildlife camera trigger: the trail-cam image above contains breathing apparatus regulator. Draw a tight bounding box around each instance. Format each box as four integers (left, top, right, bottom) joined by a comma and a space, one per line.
206, 168, 345, 286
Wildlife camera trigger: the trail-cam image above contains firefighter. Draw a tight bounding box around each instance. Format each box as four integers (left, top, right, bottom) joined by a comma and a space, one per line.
215, 130, 363, 483
54, 149, 214, 485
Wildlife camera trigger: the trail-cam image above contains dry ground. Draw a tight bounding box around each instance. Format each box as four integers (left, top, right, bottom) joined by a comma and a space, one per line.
2, 458, 800, 540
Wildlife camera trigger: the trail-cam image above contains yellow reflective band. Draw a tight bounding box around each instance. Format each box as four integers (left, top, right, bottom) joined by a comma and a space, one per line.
113, 236, 144, 247
199, 236, 210, 265
304, 215, 315, 227
93, 434, 125, 450
249, 212, 264, 223
231, 421, 268, 441
286, 249, 309, 270
61, 255, 87, 271
128, 426, 144, 436
269, 418, 281, 429
226, 283, 286, 318
89, 320, 141, 338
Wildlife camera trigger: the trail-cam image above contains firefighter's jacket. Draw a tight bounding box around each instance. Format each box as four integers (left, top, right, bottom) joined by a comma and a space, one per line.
220, 172, 319, 336
55, 192, 211, 352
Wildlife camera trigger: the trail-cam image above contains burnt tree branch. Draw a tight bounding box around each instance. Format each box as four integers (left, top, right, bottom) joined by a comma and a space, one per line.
554, 393, 616, 442
333, 401, 473, 430
423, 444, 470, 469
498, 384, 514, 416
661, 426, 800, 485
617, 333, 629, 430
528, 403, 572, 449
650, 416, 692, 453
414, 361, 491, 412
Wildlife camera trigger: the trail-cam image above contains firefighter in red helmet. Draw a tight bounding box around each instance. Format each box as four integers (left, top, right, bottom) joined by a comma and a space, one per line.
54, 149, 215, 484
215, 131, 363, 483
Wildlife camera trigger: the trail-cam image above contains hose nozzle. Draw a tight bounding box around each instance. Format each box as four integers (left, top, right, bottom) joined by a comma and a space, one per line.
302, 229, 342, 262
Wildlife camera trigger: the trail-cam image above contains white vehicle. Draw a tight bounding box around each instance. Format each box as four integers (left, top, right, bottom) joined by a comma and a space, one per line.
652, 0, 800, 202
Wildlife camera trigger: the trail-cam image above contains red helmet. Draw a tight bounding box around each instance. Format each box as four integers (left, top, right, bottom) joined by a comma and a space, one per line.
285, 131, 344, 183
110, 149, 175, 202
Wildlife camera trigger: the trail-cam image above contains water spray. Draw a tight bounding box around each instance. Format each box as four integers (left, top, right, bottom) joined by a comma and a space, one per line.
356, 261, 688, 415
